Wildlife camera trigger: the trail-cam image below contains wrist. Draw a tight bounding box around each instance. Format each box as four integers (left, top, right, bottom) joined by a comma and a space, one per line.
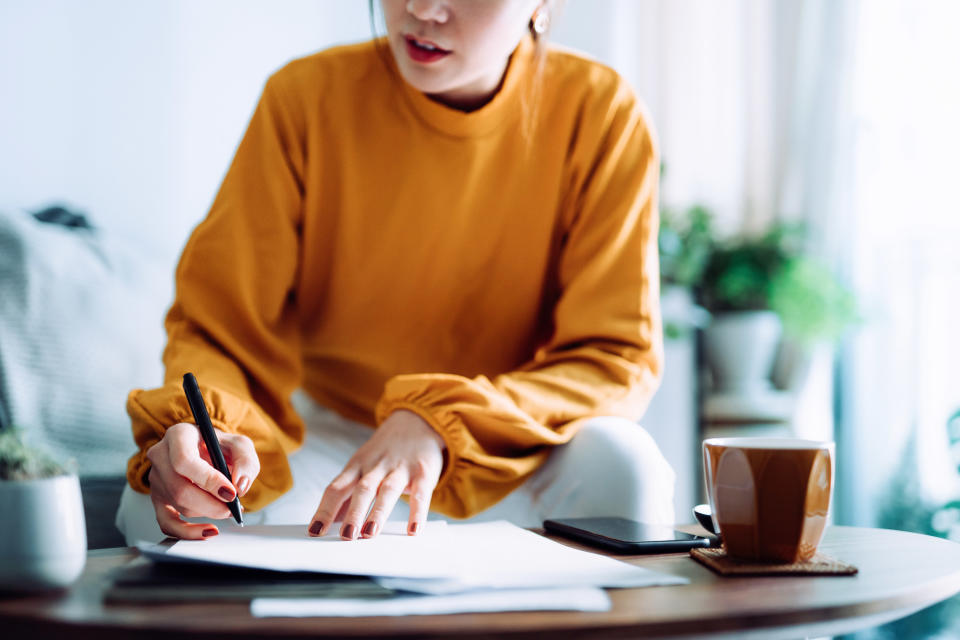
390, 408, 447, 452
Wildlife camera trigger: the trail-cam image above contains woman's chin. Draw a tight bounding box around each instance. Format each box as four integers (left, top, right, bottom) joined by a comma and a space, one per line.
397, 68, 455, 95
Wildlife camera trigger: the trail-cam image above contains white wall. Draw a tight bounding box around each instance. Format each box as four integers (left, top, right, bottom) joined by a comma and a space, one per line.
0, 0, 370, 263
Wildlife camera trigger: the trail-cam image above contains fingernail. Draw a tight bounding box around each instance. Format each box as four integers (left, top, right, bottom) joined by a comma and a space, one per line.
362, 521, 376, 537
218, 487, 235, 501
342, 524, 356, 540
409, 522, 419, 535
202, 528, 218, 538
309, 521, 323, 536
237, 477, 251, 496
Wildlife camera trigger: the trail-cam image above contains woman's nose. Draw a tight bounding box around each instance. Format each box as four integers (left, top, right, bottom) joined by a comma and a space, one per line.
405, 0, 450, 24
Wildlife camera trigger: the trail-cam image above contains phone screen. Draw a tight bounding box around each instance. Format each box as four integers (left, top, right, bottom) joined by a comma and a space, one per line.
544, 516, 712, 554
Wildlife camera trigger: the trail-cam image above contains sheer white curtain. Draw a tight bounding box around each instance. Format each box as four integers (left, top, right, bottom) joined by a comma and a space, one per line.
555, 0, 790, 232
840, 0, 960, 526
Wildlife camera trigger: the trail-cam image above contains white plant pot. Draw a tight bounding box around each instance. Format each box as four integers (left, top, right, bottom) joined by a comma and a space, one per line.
703, 311, 783, 394
0, 474, 86, 591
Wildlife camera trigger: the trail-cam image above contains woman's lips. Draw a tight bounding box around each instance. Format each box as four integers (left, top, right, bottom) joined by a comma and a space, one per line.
404, 35, 451, 64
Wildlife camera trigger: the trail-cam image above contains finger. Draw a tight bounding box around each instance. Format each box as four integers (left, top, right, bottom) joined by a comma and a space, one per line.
164, 475, 232, 520
340, 466, 388, 540
334, 499, 351, 523
361, 469, 409, 538
406, 474, 436, 536
154, 502, 219, 540
308, 466, 360, 537
219, 432, 260, 497
149, 437, 231, 519
166, 423, 238, 502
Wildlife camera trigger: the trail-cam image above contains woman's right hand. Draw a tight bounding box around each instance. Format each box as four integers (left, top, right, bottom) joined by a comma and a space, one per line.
146, 422, 260, 539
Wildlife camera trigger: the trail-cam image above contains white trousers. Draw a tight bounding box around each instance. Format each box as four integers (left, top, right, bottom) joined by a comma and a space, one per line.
116, 391, 676, 545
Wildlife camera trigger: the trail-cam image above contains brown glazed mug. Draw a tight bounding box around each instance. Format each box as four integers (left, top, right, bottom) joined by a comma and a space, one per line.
702, 437, 834, 563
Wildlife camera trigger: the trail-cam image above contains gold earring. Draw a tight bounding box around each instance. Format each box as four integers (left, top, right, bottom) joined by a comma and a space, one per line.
532, 8, 549, 36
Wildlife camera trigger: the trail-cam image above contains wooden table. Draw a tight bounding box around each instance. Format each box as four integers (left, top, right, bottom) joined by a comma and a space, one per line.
2, 526, 959, 639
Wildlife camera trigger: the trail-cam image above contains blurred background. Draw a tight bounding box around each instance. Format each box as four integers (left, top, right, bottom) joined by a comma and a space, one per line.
1, 1, 958, 636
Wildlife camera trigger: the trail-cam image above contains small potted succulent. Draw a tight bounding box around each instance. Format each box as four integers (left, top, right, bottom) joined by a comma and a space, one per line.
0, 430, 86, 591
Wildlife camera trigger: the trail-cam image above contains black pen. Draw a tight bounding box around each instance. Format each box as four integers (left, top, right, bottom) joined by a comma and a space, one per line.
182, 372, 244, 526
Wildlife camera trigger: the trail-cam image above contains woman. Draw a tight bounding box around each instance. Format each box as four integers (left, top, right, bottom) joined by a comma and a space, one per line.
116, 0, 675, 544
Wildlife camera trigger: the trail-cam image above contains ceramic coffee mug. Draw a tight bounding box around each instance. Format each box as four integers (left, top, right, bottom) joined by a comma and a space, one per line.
702, 437, 834, 563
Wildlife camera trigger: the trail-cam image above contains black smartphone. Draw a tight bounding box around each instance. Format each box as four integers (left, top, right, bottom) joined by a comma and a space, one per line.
543, 516, 715, 554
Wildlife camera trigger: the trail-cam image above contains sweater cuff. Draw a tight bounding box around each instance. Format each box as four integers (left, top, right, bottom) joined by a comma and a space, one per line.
125, 383, 293, 511
124, 408, 236, 494
375, 375, 480, 517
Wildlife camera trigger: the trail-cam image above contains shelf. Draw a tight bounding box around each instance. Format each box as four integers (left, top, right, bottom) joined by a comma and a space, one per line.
702, 389, 794, 424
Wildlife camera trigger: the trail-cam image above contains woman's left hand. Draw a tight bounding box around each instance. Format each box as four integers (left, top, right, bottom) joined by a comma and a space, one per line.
308, 409, 445, 540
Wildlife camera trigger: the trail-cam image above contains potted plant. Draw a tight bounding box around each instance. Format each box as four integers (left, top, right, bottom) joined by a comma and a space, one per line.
696, 222, 857, 394
0, 430, 86, 591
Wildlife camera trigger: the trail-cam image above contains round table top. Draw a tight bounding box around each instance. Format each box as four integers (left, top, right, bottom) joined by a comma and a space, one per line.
1, 526, 959, 639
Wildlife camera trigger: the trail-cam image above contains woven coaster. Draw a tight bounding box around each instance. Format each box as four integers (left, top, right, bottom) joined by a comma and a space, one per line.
690, 547, 858, 576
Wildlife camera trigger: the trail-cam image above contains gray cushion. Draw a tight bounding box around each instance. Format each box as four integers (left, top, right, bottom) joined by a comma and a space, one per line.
0, 209, 171, 477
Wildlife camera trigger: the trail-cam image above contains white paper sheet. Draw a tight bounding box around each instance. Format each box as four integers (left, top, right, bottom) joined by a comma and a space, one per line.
251, 587, 611, 617
140, 520, 687, 594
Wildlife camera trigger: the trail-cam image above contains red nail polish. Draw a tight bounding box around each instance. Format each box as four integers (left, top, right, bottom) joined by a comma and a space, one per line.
409, 522, 419, 535
202, 528, 218, 538
342, 524, 356, 539
362, 521, 376, 537
309, 521, 323, 536
218, 487, 235, 500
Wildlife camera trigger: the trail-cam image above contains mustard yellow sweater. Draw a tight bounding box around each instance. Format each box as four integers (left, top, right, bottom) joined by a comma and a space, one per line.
127, 36, 663, 518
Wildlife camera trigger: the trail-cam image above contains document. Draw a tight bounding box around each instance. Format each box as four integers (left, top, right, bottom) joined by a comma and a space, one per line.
140, 520, 687, 595
251, 587, 611, 617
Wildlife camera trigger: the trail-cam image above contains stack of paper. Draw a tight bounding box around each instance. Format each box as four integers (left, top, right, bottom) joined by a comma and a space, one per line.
139, 520, 686, 617
250, 587, 612, 617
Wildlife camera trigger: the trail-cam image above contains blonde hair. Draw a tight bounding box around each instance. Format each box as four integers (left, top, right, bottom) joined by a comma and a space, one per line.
523, 1, 564, 141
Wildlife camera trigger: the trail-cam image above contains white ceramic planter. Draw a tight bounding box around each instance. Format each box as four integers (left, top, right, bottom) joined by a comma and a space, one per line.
0, 474, 86, 591
703, 310, 783, 394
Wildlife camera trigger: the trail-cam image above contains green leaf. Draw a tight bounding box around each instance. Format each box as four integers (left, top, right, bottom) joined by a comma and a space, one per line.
769, 258, 859, 344
658, 204, 716, 288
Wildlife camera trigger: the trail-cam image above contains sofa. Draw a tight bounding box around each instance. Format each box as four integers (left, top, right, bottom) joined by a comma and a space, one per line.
0, 206, 172, 548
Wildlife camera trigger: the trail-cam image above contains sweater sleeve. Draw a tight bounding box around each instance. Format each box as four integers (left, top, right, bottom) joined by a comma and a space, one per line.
126, 72, 306, 512
375, 96, 663, 519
